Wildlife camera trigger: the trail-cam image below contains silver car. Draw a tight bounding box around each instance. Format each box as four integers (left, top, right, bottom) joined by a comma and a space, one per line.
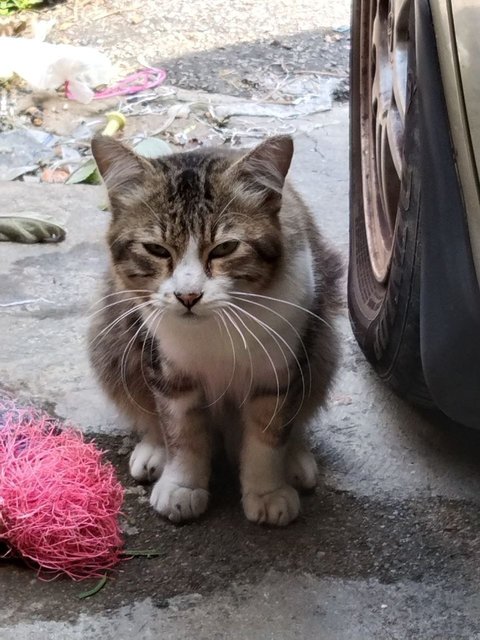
348, 0, 480, 428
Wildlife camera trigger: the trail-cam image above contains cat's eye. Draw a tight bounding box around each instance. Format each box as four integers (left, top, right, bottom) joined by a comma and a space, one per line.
209, 240, 239, 259
143, 243, 171, 259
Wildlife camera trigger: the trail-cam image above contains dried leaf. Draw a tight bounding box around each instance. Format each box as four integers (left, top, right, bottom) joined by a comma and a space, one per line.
134, 137, 172, 159
0, 216, 66, 244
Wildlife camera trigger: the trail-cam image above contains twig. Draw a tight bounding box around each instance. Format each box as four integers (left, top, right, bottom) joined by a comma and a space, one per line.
0, 298, 54, 308
292, 69, 347, 78
120, 549, 162, 558
92, 8, 132, 21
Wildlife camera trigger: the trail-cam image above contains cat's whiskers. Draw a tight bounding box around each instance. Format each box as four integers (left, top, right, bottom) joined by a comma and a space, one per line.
222, 309, 254, 407
202, 311, 237, 408
139, 308, 164, 398
87, 294, 151, 320
88, 288, 151, 313
90, 288, 152, 303
212, 185, 265, 232
108, 229, 134, 251
227, 302, 300, 419
230, 303, 310, 429
211, 193, 239, 232
119, 308, 159, 416
139, 197, 163, 223
212, 210, 253, 233
149, 307, 165, 379
222, 307, 247, 349
231, 295, 312, 398
230, 291, 333, 330
89, 300, 152, 346
226, 307, 280, 431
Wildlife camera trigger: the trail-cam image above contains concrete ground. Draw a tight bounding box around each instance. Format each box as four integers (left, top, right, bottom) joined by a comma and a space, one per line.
42, 0, 350, 95
2, 103, 480, 639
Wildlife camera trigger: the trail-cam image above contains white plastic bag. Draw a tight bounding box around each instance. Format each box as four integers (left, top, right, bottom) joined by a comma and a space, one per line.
0, 38, 113, 104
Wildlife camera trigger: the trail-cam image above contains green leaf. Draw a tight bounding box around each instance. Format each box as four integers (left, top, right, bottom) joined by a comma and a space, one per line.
78, 575, 108, 600
134, 137, 172, 159
65, 160, 100, 185
0, 0, 42, 14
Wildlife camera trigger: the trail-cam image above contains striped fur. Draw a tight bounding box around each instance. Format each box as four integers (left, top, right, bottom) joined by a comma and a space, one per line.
89, 135, 342, 526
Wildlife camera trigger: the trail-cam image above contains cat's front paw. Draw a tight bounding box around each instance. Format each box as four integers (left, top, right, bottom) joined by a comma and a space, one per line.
242, 485, 300, 526
129, 439, 166, 482
150, 478, 209, 523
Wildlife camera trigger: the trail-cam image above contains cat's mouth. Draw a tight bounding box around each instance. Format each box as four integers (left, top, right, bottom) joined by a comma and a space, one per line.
180, 309, 202, 320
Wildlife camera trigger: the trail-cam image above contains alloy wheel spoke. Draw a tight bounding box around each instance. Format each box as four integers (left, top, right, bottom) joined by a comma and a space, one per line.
390, 0, 410, 124
360, 0, 412, 283
385, 105, 404, 179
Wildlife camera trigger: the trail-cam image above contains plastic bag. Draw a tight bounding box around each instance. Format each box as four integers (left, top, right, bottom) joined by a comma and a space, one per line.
0, 38, 113, 104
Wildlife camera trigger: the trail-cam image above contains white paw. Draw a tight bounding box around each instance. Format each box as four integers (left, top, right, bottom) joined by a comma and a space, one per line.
286, 447, 318, 491
150, 478, 209, 523
242, 485, 300, 526
129, 440, 166, 482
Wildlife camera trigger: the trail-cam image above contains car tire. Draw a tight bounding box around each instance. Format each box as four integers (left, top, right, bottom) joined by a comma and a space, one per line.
348, 0, 432, 406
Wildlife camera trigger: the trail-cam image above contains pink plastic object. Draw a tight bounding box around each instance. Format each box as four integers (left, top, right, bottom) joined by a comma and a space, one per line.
0, 399, 124, 580
65, 66, 167, 101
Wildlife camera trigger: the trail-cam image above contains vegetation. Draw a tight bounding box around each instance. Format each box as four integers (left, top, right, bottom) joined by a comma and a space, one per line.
0, 0, 43, 17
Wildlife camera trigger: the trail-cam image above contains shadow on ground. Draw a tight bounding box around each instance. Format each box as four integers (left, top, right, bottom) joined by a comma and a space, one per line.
153, 28, 350, 99
1, 28, 480, 637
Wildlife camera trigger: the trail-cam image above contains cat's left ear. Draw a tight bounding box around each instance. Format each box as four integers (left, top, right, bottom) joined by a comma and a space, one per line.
227, 136, 294, 207
91, 135, 153, 196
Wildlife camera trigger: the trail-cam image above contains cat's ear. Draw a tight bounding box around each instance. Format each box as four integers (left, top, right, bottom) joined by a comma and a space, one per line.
227, 136, 294, 208
241, 135, 293, 187
91, 135, 151, 194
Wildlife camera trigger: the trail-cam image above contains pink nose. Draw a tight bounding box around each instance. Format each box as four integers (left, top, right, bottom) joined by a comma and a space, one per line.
174, 291, 203, 309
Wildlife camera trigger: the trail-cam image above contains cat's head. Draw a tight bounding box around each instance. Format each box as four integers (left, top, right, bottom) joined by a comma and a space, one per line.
92, 135, 293, 319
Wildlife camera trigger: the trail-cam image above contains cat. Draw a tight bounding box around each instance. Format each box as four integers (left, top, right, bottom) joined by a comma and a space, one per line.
89, 134, 342, 526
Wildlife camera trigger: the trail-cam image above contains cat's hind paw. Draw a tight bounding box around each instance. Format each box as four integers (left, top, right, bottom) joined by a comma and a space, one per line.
242, 485, 300, 526
286, 446, 318, 491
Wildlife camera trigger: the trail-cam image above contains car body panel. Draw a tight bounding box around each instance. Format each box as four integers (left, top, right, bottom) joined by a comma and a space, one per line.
451, 1, 480, 180
430, 1, 480, 284
416, 0, 480, 429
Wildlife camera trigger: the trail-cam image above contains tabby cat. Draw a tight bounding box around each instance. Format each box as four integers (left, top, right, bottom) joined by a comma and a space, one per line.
89, 134, 341, 526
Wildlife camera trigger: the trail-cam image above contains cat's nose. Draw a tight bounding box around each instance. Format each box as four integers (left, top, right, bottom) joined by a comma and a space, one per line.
174, 291, 204, 309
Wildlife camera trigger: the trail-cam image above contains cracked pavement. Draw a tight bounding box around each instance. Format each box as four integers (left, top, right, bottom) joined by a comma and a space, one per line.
2, 1, 480, 637
2, 106, 480, 639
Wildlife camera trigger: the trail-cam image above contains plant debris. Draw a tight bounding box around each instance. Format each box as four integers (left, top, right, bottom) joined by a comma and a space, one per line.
78, 575, 108, 600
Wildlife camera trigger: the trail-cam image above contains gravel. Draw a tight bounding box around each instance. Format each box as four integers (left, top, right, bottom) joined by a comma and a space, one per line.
36, 0, 351, 98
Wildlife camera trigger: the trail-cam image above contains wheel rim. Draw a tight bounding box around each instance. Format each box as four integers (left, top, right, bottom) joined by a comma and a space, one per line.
359, 0, 411, 283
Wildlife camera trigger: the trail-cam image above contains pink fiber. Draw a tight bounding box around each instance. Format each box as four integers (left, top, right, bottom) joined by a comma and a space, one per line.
65, 66, 167, 101
0, 400, 124, 580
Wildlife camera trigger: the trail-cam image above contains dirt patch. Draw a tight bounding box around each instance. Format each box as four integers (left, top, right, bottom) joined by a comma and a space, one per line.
1, 432, 479, 624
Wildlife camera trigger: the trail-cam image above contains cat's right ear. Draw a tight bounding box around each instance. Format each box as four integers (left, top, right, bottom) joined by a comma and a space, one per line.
91, 135, 151, 195
224, 136, 294, 212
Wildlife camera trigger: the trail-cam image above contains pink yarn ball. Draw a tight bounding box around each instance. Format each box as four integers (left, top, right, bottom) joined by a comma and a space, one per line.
0, 401, 124, 580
